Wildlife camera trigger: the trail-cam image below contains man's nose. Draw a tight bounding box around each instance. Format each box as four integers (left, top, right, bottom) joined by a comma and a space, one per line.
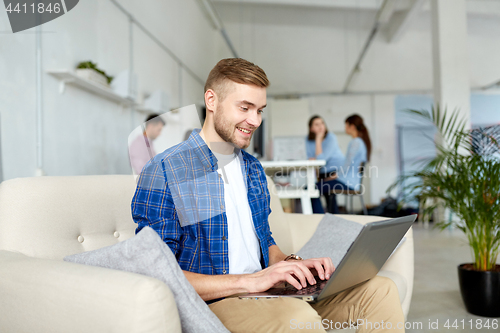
246, 111, 261, 128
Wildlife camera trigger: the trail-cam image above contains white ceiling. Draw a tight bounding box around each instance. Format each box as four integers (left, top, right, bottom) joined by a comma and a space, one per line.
211, 0, 500, 96
213, 0, 404, 11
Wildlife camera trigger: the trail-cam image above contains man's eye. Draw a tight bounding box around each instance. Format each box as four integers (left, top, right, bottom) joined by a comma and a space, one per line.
241, 107, 248, 111
258, 109, 264, 114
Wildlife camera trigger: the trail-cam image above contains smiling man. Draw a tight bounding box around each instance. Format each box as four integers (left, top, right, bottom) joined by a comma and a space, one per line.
132, 58, 404, 333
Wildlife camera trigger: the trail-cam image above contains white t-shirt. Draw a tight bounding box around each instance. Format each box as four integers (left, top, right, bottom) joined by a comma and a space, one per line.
213, 150, 262, 275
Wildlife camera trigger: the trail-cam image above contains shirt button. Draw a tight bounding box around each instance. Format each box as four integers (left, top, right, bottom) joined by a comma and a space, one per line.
222, 270, 227, 274
220, 204, 224, 209
222, 236, 227, 240
206, 164, 210, 168
218, 173, 222, 178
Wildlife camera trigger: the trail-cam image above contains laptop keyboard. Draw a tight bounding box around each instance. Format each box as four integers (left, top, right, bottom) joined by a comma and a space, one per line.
273, 280, 328, 295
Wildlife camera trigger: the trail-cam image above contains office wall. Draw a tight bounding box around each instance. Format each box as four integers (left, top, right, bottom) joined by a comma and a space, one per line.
214, 2, 500, 96
214, 2, 500, 207
0, 0, 225, 179
471, 93, 500, 127
269, 99, 310, 138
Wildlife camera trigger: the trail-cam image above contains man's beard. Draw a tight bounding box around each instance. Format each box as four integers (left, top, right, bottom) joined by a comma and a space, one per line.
214, 105, 251, 149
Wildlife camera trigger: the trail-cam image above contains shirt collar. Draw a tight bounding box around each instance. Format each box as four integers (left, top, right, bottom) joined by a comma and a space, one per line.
187, 129, 244, 171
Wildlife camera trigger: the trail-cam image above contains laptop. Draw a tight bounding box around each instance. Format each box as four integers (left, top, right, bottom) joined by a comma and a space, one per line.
239, 215, 416, 303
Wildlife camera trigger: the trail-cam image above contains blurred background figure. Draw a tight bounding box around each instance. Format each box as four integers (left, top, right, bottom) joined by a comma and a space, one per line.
312, 114, 371, 214
129, 114, 165, 175
306, 115, 344, 175
306, 115, 344, 211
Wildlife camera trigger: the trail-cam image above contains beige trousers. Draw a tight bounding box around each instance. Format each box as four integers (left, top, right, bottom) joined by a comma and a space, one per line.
209, 276, 405, 333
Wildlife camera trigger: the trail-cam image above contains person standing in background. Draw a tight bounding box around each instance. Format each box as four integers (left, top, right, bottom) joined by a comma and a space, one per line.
312, 114, 371, 214
306, 115, 345, 211
129, 114, 165, 175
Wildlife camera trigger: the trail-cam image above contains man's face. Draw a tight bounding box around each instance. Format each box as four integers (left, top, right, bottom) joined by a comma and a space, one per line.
213, 81, 266, 149
146, 122, 164, 140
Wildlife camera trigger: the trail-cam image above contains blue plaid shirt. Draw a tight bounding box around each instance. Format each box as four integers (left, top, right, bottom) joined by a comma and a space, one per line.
132, 129, 276, 275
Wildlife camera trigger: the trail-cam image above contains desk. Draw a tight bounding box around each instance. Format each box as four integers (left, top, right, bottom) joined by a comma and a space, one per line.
260, 160, 326, 214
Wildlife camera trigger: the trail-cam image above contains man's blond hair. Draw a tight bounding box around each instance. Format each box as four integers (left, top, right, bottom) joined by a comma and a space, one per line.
204, 58, 270, 102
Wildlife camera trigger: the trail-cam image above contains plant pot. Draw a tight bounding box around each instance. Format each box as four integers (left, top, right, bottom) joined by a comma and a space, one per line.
76, 68, 109, 87
458, 264, 500, 317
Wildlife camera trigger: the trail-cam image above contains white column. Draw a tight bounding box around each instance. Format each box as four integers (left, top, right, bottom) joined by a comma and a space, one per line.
431, 0, 471, 129
431, 0, 470, 225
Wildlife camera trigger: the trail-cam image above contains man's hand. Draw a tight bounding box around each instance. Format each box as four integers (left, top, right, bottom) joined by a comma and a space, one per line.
300, 257, 335, 281
243, 257, 335, 293
183, 256, 334, 301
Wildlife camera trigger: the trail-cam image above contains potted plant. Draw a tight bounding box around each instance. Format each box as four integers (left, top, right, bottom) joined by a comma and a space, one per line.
76, 61, 113, 87
389, 106, 500, 317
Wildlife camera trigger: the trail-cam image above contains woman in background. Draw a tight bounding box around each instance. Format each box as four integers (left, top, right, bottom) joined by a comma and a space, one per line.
311, 114, 371, 214
306, 115, 344, 176
306, 115, 344, 213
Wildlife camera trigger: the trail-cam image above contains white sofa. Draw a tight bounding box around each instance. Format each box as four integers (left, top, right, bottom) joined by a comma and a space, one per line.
0, 175, 413, 333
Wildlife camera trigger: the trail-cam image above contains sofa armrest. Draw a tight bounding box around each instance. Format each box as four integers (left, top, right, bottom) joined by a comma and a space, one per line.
382, 226, 414, 317
0, 250, 181, 333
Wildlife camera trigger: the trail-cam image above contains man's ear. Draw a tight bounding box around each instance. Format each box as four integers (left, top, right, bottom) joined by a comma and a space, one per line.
205, 89, 217, 113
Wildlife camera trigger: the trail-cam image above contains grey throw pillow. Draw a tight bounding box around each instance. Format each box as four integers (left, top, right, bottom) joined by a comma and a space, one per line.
297, 214, 363, 268
64, 226, 229, 333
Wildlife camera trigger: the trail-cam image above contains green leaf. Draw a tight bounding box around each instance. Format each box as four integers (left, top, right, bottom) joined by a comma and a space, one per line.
388, 106, 500, 271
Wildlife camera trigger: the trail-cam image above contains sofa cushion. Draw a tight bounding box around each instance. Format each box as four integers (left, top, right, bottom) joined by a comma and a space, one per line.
297, 214, 363, 267
266, 176, 294, 254
64, 226, 230, 333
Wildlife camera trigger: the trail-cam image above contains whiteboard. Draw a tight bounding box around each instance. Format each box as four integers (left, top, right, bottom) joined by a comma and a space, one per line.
272, 136, 307, 161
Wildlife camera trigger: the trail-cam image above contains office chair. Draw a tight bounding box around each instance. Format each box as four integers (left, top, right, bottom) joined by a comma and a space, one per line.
328, 162, 368, 215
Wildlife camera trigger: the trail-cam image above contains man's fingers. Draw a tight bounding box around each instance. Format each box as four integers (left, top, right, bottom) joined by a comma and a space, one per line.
299, 262, 317, 285
289, 265, 309, 287
301, 259, 324, 278
284, 274, 302, 290
324, 258, 335, 278
312, 261, 326, 280
279, 262, 316, 287
313, 258, 334, 279
302, 258, 334, 280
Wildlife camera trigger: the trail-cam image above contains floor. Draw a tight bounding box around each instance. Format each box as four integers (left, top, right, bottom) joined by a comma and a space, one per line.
406, 223, 499, 333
